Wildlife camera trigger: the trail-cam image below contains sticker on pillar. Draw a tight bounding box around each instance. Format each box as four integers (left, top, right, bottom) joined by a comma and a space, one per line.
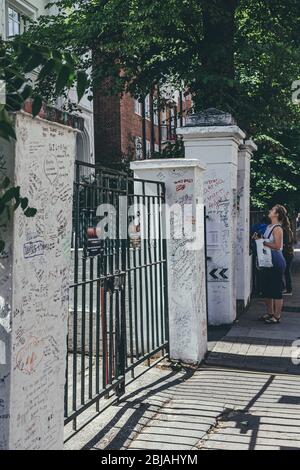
16, 336, 45, 374
206, 222, 222, 248
23, 239, 44, 259
174, 178, 193, 193
209, 268, 229, 282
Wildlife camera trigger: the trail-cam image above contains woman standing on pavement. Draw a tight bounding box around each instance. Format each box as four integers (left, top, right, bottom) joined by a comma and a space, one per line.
259, 205, 287, 324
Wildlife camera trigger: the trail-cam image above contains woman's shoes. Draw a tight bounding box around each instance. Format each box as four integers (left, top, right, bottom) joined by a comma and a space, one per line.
258, 314, 273, 321
283, 290, 293, 296
264, 315, 281, 324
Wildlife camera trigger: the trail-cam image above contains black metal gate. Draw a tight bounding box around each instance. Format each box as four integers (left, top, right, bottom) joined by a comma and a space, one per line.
64, 161, 169, 428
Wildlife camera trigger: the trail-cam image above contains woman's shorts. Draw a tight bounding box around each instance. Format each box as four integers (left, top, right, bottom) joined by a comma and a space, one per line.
261, 267, 285, 300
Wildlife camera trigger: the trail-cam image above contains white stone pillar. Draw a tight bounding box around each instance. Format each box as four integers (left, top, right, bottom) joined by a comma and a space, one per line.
236, 140, 257, 310
177, 113, 246, 325
0, 111, 77, 449
130, 159, 207, 364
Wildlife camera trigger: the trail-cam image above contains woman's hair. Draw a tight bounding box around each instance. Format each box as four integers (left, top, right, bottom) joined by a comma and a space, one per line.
273, 204, 291, 230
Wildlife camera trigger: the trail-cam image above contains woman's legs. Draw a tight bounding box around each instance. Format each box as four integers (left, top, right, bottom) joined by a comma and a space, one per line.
265, 298, 274, 315
265, 264, 284, 321
273, 299, 283, 319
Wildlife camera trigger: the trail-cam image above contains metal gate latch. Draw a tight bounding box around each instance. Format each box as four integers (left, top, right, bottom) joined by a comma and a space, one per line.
107, 270, 126, 292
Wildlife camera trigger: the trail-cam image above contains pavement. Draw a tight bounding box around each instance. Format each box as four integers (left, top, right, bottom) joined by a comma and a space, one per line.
64, 243, 300, 451
127, 368, 300, 450
206, 244, 300, 374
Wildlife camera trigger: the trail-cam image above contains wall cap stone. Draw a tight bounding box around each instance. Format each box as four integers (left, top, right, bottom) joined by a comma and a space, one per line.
130, 158, 206, 172
185, 109, 237, 127
23, 100, 84, 131
240, 139, 258, 153
176, 125, 246, 143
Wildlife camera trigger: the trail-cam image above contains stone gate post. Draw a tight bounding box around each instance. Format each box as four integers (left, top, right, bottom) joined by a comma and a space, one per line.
0, 110, 79, 449
177, 109, 246, 325
237, 140, 257, 311
130, 159, 207, 364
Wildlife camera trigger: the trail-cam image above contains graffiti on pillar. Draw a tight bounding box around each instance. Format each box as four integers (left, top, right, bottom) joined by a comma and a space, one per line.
204, 169, 231, 251
150, 166, 207, 363
0, 140, 12, 450
204, 166, 237, 324
0, 113, 76, 450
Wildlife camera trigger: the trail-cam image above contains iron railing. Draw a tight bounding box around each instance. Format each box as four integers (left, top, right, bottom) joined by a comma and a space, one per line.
64, 161, 169, 429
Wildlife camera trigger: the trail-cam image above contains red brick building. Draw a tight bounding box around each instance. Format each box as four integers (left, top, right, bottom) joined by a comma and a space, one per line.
94, 88, 192, 166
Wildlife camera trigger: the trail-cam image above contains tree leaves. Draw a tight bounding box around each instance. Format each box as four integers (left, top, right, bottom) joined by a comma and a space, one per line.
25, 0, 300, 211
38, 58, 57, 82
21, 85, 32, 101
56, 63, 74, 94
23, 207, 37, 217
32, 95, 43, 117
77, 70, 88, 102
1, 185, 20, 204
0, 121, 16, 141
1, 38, 89, 128
23, 51, 46, 73
0, 175, 38, 253
0, 38, 89, 252
1, 177, 10, 189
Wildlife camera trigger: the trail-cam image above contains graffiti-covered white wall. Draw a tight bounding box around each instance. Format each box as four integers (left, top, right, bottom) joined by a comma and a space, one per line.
0, 112, 76, 449
131, 159, 207, 364
236, 141, 256, 307
178, 124, 246, 325
204, 165, 238, 324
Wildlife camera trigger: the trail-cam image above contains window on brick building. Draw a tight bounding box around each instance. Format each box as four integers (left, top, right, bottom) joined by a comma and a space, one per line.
160, 109, 168, 141
134, 99, 143, 116
6, 2, 34, 39
146, 140, 150, 156
134, 136, 143, 160
134, 94, 158, 123
145, 94, 150, 119
8, 6, 21, 37
134, 137, 159, 159
145, 140, 151, 157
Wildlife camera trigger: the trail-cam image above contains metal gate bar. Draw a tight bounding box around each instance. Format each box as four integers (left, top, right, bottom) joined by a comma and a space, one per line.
64, 161, 169, 428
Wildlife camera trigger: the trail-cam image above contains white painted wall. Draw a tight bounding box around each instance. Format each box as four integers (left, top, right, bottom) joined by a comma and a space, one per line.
131, 159, 207, 364
0, 134, 14, 450
178, 126, 246, 326
0, 111, 76, 449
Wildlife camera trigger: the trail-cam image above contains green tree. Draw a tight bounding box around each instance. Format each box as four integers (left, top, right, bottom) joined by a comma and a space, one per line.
0, 37, 88, 251
25, 0, 300, 211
